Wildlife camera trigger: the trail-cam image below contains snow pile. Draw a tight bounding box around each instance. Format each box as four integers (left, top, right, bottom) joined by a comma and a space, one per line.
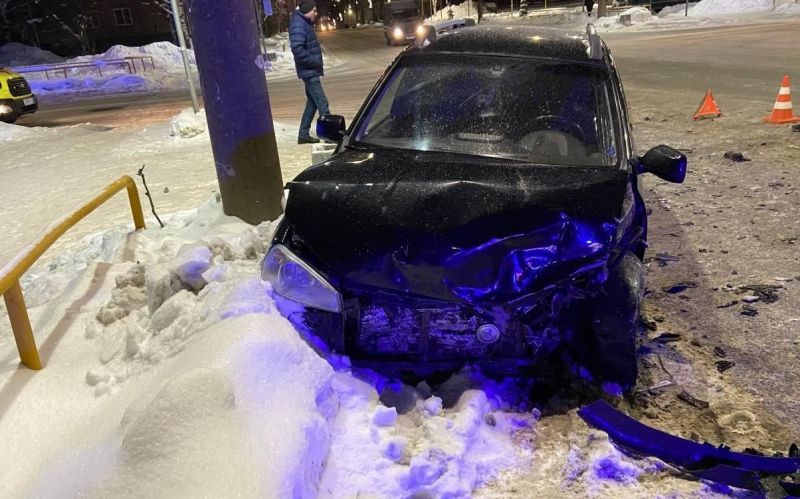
169, 108, 208, 138
320, 369, 536, 496
656, 2, 699, 15
774, 2, 800, 13
0, 121, 37, 141
690, 0, 772, 15
427, 1, 478, 22
0, 120, 106, 143
563, 430, 664, 492
594, 6, 656, 30
95, 41, 197, 70
0, 42, 64, 67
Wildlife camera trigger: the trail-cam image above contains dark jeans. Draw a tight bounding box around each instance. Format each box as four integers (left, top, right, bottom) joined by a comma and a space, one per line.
299, 76, 330, 139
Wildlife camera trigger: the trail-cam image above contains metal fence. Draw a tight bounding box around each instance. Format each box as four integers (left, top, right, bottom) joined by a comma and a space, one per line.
11, 56, 156, 80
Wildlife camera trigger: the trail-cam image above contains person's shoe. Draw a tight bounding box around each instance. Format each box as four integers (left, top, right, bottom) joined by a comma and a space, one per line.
298, 136, 320, 144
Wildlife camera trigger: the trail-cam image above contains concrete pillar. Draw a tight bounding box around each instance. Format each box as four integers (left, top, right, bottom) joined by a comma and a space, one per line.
184, 0, 284, 224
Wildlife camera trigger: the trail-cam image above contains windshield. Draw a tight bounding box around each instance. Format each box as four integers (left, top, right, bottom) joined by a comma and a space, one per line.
352, 54, 620, 166
393, 10, 420, 21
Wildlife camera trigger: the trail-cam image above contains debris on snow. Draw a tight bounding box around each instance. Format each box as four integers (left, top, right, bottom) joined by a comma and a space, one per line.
678, 389, 710, 409
662, 281, 698, 293
653, 332, 682, 343
723, 151, 751, 162
716, 360, 736, 373
740, 304, 759, 316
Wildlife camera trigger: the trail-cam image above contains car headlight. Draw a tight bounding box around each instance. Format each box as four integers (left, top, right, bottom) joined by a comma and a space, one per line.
393, 27, 403, 39
0, 104, 12, 115
261, 244, 342, 313
321, 24, 327, 31
416, 24, 425, 36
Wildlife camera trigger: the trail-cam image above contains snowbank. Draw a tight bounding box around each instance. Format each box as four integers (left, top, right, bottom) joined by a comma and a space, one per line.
427, 1, 478, 23
0, 42, 64, 67
594, 6, 656, 30
691, 0, 772, 15
60, 41, 196, 73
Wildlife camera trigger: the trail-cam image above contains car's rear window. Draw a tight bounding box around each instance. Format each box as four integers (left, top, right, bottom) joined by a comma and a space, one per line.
352, 54, 620, 167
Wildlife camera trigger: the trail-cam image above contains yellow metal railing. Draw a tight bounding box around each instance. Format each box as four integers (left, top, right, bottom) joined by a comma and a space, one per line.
0, 175, 146, 370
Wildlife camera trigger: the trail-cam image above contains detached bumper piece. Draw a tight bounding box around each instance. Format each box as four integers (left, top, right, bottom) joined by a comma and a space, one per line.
578, 400, 800, 495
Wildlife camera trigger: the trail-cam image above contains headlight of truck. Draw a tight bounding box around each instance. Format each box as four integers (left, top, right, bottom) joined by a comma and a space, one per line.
416, 24, 425, 36
393, 27, 403, 39
261, 244, 342, 313
0, 104, 12, 115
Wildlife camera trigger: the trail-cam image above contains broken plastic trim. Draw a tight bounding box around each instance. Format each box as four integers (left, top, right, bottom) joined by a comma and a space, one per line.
578, 400, 800, 492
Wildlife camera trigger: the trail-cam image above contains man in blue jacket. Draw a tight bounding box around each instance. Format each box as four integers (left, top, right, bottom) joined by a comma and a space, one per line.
290, 0, 330, 144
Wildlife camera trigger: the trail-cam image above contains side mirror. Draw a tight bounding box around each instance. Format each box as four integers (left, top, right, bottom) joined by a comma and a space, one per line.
638, 145, 687, 183
316, 114, 346, 143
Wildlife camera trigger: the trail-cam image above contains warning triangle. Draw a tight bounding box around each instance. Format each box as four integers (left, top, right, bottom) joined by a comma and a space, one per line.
693, 89, 721, 120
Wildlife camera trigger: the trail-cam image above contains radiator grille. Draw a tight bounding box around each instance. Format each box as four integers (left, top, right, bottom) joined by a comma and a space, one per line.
8, 77, 32, 97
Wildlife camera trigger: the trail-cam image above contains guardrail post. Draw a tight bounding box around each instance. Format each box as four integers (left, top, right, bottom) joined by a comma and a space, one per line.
125, 177, 146, 230
4, 281, 42, 370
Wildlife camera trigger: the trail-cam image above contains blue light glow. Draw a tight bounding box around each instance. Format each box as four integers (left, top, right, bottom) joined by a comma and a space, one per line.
442, 215, 614, 303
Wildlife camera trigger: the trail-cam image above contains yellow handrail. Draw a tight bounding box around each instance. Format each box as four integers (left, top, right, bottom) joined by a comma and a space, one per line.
0, 175, 146, 370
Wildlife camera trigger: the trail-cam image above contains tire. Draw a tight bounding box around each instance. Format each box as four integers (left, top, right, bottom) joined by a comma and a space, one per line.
582, 251, 644, 387
385, 34, 391, 46
1, 114, 19, 124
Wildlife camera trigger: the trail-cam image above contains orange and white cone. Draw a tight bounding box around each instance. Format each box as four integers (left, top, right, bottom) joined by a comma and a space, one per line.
763, 75, 800, 124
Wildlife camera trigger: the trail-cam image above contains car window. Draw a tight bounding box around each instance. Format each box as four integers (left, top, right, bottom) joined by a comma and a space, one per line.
353, 54, 620, 167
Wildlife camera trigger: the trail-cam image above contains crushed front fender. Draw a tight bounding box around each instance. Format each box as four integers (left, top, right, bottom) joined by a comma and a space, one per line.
578, 400, 800, 492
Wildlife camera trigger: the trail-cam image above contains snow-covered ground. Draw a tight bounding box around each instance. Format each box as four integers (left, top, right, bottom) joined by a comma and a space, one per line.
2, 0, 799, 495
1, 35, 332, 102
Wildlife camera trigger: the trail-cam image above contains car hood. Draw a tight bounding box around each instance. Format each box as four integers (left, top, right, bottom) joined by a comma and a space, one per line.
284, 149, 630, 306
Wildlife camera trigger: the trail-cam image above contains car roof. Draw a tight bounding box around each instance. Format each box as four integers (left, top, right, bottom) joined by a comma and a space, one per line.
416, 25, 603, 63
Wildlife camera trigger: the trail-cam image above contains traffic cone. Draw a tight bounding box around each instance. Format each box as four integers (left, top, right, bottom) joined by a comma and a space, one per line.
763, 75, 800, 124
693, 89, 721, 120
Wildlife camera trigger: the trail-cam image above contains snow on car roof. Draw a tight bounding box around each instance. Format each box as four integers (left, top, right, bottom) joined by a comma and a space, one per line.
418, 25, 599, 62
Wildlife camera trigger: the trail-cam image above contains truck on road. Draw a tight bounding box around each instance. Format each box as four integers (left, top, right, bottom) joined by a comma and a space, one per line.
382, 0, 424, 45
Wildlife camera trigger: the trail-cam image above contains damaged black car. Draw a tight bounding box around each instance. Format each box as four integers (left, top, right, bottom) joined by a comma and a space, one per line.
261, 24, 687, 386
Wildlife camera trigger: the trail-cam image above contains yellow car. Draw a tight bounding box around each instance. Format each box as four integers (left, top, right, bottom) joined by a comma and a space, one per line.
0, 68, 38, 123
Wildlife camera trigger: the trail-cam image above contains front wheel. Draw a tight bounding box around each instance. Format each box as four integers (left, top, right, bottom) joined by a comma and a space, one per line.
0, 113, 19, 124
579, 251, 644, 387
